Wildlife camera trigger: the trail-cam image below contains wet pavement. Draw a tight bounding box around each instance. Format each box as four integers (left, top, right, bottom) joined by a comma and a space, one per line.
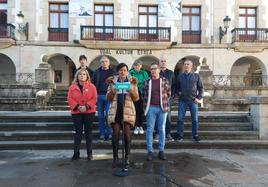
0, 149, 268, 187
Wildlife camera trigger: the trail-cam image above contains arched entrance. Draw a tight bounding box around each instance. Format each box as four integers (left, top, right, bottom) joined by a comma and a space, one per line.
0, 53, 16, 84
89, 55, 119, 71
174, 56, 201, 78
135, 55, 159, 75
231, 56, 266, 86
48, 54, 76, 90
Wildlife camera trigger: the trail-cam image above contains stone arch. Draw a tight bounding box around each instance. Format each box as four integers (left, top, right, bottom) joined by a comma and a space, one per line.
0, 53, 16, 83
89, 55, 119, 71
174, 55, 201, 78
231, 56, 267, 86
135, 55, 159, 74
47, 53, 76, 89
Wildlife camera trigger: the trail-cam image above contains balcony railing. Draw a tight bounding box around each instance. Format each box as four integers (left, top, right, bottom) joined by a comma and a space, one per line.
231, 28, 268, 43
48, 28, 68, 41
80, 26, 171, 41
0, 23, 15, 39
0, 73, 35, 85
212, 75, 268, 87
182, 30, 201, 44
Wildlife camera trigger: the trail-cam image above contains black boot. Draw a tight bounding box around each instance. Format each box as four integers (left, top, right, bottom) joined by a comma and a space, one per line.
112, 137, 119, 168
124, 140, 131, 170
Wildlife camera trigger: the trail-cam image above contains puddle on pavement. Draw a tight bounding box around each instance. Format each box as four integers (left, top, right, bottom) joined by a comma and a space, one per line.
128, 152, 242, 187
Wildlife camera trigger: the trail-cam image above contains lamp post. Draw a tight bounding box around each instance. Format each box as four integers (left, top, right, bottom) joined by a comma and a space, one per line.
17, 11, 29, 40
219, 16, 231, 44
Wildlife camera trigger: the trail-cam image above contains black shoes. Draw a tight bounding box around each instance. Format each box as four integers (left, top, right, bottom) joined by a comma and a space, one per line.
146, 151, 153, 161
72, 153, 80, 161
193, 135, 201, 143
87, 154, 93, 161
158, 151, 167, 160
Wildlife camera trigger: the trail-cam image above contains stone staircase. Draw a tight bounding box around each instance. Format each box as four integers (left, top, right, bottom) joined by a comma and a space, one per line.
39, 90, 70, 111
0, 111, 267, 150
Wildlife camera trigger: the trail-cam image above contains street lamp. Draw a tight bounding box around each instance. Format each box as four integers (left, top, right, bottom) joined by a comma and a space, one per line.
17, 11, 29, 40
219, 16, 231, 44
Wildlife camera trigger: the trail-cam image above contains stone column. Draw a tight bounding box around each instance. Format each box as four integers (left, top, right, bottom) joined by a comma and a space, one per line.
250, 96, 268, 139
198, 59, 213, 110
198, 60, 213, 88
33, 55, 55, 109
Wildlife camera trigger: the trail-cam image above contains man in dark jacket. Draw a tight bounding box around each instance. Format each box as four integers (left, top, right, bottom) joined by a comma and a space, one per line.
92, 55, 115, 141
176, 58, 203, 142
74, 55, 94, 80
159, 56, 175, 141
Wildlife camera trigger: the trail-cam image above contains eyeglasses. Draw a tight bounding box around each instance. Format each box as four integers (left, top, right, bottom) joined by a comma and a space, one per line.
160, 60, 166, 62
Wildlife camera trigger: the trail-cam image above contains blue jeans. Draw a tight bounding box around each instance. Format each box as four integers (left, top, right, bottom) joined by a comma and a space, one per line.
97, 94, 112, 137
146, 106, 167, 153
177, 100, 199, 138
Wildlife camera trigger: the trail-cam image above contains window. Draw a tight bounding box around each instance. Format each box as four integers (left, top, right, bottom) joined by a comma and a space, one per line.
138, 5, 158, 40
0, 0, 7, 37
182, 6, 201, 43
238, 7, 257, 41
94, 4, 113, 39
0, 0, 7, 24
48, 3, 69, 41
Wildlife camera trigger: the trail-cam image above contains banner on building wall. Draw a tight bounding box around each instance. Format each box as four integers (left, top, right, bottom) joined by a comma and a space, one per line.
158, 0, 182, 19
69, 0, 93, 17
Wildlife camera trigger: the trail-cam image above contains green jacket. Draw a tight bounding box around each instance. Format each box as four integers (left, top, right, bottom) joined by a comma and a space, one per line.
129, 68, 149, 91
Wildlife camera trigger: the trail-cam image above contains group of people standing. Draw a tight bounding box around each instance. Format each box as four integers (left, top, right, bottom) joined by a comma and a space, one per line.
67, 55, 204, 171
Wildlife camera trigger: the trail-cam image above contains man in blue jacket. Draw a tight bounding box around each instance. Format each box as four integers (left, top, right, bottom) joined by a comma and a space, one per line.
176, 58, 203, 142
92, 55, 115, 141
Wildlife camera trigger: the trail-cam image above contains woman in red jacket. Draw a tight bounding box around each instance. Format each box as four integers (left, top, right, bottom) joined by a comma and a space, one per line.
68, 68, 97, 160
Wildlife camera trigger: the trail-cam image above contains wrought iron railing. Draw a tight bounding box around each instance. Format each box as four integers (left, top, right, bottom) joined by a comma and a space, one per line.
0, 73, 35, 85
80, 26, 171, 41
212, 75, 268, 87
0, 23, 16, 39
231, 28, 268, 43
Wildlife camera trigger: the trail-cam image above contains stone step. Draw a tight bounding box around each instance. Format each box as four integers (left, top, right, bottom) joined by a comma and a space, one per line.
1, 139, 268, 150
0, 122, 253, 131
0, 112, 250, 123
0, 130, 259, 141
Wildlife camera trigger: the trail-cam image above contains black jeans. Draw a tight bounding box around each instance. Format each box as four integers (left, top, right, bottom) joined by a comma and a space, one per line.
72, 113, 94, 156
134, 91, 144, 128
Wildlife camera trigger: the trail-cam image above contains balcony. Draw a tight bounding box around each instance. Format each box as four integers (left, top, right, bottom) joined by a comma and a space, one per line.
0, 24, 16, 48
81, 26, 170, 42
48, 28, 68, 41
231, 28, 268, 52
231, 28, 268, 43
80, 25, 171, 49
182, 31, 201, 44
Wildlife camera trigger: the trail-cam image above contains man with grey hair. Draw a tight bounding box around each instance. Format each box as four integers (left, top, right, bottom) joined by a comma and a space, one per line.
176, 58, 203, 142
92, 55, 115, 141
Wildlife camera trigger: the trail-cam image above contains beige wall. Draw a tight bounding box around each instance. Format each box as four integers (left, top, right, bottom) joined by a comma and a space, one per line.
1, 0, 268, 78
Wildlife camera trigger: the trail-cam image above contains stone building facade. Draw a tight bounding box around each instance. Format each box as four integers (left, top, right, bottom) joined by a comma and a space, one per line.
0, 0, 268, 94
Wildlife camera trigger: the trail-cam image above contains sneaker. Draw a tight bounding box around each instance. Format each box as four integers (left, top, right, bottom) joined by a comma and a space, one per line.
176, 135, 183, 142
134, 127, 139, 135
146, 151, 153, 161
193, 135, 201, 143
99, 135, 105, 141
166, 134, 174, 142
158, 151, 167, 160
154, 134, 159, 142
138, 127, 144, 134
